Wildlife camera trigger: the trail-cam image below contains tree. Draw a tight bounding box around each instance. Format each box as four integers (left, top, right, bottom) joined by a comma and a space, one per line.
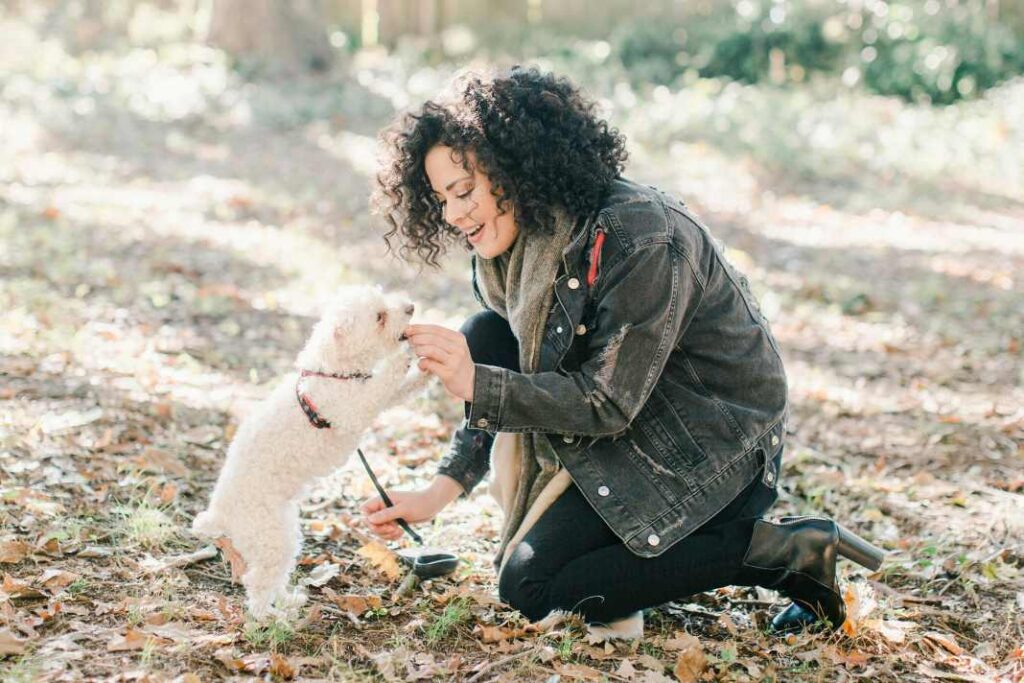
205, 0, 333, 74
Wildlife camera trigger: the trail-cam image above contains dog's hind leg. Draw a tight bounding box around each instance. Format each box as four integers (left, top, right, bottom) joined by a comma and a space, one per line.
238, 502, 304, 620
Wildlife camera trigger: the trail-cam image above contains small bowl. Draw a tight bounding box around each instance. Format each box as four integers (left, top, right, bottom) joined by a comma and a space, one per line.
396, 547, 460, 579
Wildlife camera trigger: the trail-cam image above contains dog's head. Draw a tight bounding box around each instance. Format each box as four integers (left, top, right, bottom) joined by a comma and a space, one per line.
297, 285, 415, 372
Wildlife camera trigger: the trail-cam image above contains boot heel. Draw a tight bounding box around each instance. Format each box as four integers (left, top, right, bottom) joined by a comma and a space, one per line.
837, 525, 884, 571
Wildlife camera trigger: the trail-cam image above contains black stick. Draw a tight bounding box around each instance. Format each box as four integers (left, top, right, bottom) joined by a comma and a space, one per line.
356, 448, 423, 545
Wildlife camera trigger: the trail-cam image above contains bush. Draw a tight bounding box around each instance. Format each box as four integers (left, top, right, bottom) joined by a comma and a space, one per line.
606, 1, 1024, 104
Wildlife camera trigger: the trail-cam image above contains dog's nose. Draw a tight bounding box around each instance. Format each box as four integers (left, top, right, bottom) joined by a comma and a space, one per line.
405, 304, 415, 316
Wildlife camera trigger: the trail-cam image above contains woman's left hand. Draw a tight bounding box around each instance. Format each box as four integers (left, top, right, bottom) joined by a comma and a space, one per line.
404, 324, 475, 402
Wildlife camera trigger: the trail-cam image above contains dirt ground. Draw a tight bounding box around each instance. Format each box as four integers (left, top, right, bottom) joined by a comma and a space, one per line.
1, 34, 1023, 682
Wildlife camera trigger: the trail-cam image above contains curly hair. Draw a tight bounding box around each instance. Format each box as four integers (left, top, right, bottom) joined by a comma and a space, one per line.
371, 65, 629, 267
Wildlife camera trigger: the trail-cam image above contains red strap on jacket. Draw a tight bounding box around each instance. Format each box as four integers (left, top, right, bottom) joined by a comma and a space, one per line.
586, 229, 606, 287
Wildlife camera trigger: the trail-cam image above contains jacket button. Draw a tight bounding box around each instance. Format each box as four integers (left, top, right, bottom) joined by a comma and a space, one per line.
598, 485, 610, 497
568, 278, 580, 290
771, 434, 779, 446
765, 469, 775, 484
575, 324, 587, 335
476, 418, 489, 429
556, 326, 563, 334
562, 435, 574, 443
647, 534, 660, 547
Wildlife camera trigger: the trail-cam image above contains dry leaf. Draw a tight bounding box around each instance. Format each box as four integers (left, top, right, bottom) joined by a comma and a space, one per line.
39, 569, 80, 591
0, 541, 31, 564
301, 562, 339, 587
269, 653, 296, 679
157, 482, 178, 505
473, 624, 529, 643
357, 542, 403, 581
671, 635, 706, 683
0, 628, 27, 656
215, 537, 247, 583
554, 662, 604, 680
328, 592, 382, 616
107, 628, 165, 652
636, 653, 665, 671
2, 574, 45, 599
616, 658, 638, 680
134, 447, 188, 476
923, 631, 963, 656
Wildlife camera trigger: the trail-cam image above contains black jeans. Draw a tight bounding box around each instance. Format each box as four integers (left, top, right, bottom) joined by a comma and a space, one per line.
462, 310, 780, 624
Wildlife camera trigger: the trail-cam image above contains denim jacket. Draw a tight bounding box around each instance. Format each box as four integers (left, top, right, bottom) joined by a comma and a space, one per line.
438, 178, 788, 557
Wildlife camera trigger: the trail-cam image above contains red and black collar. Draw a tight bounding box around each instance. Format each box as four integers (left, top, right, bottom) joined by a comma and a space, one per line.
295, 368, 371, 429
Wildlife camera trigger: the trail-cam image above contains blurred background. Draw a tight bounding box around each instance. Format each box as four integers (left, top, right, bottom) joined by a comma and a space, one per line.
1, 2, 1023, 681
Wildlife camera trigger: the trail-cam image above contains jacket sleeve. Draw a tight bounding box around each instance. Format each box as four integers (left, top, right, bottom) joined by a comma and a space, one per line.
467, 241, 704, 437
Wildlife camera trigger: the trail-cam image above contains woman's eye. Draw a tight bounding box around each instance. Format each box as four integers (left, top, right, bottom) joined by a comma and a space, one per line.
456, 188, 473, 199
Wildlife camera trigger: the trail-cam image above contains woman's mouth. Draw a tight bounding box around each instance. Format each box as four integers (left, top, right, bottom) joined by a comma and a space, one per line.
467, 223, 485, 244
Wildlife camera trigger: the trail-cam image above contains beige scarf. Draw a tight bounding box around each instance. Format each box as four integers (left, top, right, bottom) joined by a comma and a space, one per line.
475, 206, 578, 571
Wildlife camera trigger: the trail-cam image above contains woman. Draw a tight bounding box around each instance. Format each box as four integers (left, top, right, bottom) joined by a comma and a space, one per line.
362, 65, 882, 635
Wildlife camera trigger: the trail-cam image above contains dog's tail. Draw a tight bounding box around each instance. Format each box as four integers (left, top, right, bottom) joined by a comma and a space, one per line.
191, 509, 226, 538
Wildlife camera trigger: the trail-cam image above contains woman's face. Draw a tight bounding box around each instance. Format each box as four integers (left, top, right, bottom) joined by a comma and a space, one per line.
424, 145, 519, 259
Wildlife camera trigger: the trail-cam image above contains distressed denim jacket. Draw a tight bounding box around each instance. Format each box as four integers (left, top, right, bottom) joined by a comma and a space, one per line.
438, 178, 788, 557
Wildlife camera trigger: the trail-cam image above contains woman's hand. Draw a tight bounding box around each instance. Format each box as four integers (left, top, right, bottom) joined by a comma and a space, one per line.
404, 324, 476, 402
360, 476, 463, 541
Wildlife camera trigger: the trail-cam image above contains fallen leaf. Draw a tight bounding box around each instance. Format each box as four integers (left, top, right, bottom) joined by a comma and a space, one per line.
616, 658, 638, 680
923, 631, 963, 656
671, 634, 706, 683
215, 537, 247, 583
554, 662, 604, 680
0, 541, 30, 564
107, 628, 167, 652
473, 623, 529, 643
357, 542, 403, 581
2, 574, 45, 599
39, 569, 79, 592
0, 628, 27, 656
301, 562, 339, 587
327, 592, 382, 616
134, 448, 188, 476
636, 653, 665, 671
269, 653, 296, 679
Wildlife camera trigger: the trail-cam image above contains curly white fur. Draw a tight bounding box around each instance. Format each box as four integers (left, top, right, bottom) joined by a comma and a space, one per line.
191, 285, 428, 620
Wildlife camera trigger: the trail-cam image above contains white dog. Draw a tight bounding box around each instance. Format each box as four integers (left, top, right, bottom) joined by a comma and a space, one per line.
192, 285, 425, 619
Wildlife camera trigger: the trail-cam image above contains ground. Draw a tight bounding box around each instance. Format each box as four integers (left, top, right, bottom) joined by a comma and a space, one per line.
1, 32, 1023, 683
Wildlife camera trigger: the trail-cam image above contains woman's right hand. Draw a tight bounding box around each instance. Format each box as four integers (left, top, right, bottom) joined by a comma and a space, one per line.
360, 475, 463, 541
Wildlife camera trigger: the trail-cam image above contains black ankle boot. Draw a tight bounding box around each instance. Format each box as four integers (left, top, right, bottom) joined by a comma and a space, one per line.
742, 517, 884, 634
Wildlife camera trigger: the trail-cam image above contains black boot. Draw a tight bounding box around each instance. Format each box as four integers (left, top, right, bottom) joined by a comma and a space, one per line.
742, 517, 884, 634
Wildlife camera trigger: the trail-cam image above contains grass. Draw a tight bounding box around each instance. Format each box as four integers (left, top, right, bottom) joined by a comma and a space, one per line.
113, 500, 178, 550
243, 620, 296, 650
424, 596, 473, 646
2, 656, 45, 683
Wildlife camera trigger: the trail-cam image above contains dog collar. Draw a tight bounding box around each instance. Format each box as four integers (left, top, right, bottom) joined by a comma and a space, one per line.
295, 368, 372, 429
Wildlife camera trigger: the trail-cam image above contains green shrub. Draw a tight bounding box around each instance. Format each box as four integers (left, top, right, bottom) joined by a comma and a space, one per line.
604, 1, 1024, 103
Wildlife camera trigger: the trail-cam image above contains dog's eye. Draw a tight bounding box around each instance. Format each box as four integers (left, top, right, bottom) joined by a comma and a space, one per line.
377, 311, 387, 325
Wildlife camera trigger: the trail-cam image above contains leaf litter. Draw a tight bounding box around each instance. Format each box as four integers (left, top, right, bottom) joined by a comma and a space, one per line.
0, 13, 1021, 682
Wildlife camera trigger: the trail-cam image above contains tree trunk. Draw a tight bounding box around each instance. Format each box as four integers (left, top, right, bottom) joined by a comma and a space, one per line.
205, 0, 333, 73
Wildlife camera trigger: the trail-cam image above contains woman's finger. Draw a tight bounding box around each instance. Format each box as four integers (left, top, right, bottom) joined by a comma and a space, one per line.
413, 344, 452, 363
406, 332, 460, 352
405, 323, 457, 339
418, 357, 446, 376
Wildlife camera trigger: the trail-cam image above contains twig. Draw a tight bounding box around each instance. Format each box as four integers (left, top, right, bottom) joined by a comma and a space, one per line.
466, 648, 535, 683
392, 572, 419, 601
184, 567, 235, 584
142, 545, 219, 573
727, 599, 776, 608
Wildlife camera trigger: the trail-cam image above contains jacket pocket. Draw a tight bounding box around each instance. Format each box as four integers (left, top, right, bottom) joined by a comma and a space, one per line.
629, 386, 708, 471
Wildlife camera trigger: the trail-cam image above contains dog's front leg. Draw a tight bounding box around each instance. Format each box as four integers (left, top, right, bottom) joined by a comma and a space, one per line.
397, 363, 432, 398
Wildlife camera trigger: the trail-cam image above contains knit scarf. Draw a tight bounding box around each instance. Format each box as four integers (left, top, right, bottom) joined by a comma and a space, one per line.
474, 205, 580, 568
